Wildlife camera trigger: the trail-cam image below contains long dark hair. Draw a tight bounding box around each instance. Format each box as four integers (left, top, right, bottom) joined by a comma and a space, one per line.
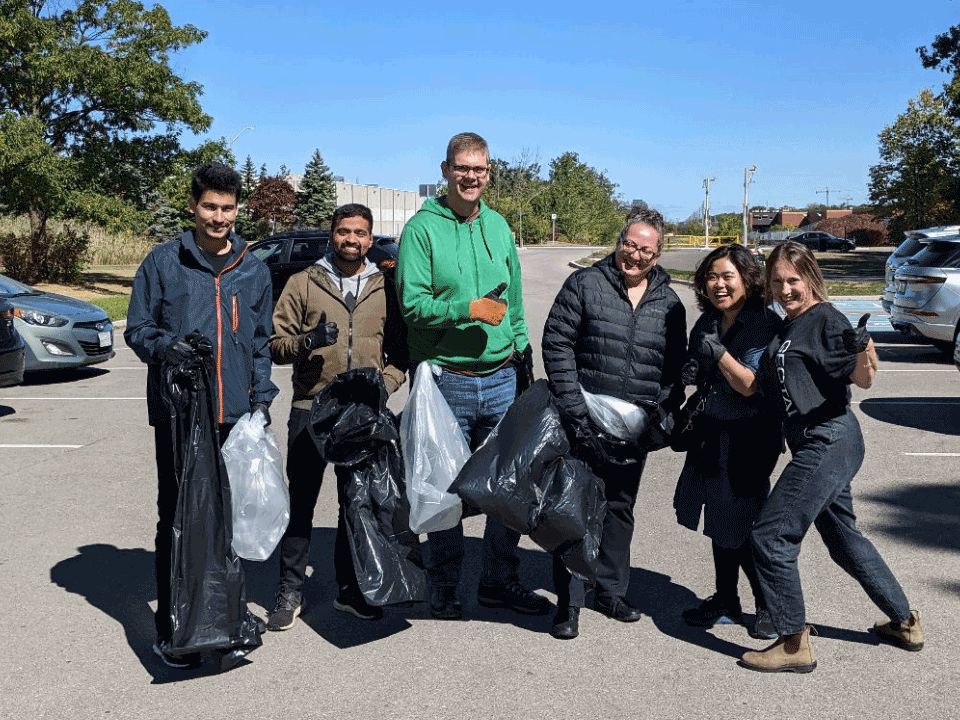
693, 244, 764, 311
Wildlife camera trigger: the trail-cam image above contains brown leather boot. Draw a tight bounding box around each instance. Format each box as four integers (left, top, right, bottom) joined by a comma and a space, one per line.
873, 610, 924, 651
739, 624, 817, 673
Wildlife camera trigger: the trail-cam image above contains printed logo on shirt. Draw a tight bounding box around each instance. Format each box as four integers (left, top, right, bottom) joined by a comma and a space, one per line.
775, 339, 793, 415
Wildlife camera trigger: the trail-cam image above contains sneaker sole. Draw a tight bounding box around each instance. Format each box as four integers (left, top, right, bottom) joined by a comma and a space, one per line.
152, 642, 199, 669
334, 599, 381, 621
266, 604, 301, 631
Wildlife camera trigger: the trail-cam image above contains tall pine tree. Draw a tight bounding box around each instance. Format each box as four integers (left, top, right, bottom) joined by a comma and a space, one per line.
296, 149, 337, 228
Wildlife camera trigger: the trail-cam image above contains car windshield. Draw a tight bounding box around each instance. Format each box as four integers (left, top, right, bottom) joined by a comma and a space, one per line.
911, 241, 960, 268
0, 274, 41, 297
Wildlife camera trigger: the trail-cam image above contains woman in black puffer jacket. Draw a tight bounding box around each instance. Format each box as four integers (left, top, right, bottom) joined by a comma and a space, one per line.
542, 208, 686, 640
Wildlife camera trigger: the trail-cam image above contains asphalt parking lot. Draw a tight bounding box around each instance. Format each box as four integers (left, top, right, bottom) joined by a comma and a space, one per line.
0, 247, 957, 719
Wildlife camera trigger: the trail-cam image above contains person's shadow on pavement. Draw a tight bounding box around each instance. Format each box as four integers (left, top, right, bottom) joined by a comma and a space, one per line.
51, 544, 258, 683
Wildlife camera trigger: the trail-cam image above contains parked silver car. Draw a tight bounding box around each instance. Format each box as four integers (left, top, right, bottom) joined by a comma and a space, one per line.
0, 273, 115, 371
888, 228, 960, 351
882, 225, 960, 313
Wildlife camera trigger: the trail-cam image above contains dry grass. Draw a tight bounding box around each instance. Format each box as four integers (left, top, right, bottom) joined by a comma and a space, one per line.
0, 215, 154, 265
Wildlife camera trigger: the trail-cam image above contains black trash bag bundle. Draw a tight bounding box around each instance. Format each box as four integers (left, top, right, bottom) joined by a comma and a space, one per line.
308, 368, 426, 605
160, 331, 262, 669
449, 380, 607, 579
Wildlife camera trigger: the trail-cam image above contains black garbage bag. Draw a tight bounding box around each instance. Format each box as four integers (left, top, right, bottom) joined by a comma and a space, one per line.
160, 331, 262, 669
450, 380, 606, 579
309, 368, 426, 605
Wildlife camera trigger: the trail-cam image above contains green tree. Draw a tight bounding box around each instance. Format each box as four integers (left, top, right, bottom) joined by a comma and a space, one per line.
0, 0, 211, 281
295, 149, 337, 228
919, 23, 960, 119
537, 152, 621, 244
868, 89, 960, 238
484, 149, 548, 244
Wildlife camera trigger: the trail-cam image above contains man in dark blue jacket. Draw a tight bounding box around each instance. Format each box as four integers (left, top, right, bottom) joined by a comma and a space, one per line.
542, 207, 686, 640
125, 161, 278, 668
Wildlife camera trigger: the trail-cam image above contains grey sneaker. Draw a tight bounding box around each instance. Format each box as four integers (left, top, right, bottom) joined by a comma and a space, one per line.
750, 608, 778, 640
266, 590, 302, 631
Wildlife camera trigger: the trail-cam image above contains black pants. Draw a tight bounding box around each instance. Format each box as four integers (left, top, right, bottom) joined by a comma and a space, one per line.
153, 421, 234, 642
276, 408, 357, 599
553, 454, 646, 608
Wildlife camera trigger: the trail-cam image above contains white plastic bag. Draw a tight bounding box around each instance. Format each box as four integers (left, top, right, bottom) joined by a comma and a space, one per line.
400, 363, 468, 534
580, 384, 649, 441
222, 408, 290, 560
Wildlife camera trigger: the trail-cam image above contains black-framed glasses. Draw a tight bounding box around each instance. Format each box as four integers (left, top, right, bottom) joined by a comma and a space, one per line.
619, 239, 658, 259
449, 164, 490, 177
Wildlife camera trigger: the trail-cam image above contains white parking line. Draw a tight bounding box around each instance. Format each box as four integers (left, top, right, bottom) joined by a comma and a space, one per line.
853, 399, 960, 405
0, 397, 145, 401
0, 444, 83, 449
903, 452, 960, 457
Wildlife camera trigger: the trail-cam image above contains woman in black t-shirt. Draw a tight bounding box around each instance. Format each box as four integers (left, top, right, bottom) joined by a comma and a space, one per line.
740, 242, 923, 674
673, 245, 782, 641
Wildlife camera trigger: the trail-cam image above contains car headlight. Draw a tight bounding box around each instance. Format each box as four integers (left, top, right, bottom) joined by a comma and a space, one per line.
14, 308, 69, 327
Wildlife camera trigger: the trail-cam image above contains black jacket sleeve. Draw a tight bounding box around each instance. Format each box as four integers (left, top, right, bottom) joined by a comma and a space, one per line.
542, 272, 588, 420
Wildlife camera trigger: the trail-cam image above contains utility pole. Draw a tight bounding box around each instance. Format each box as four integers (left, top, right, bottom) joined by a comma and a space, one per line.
742, 165, 758, 247
703, 177, 716, 248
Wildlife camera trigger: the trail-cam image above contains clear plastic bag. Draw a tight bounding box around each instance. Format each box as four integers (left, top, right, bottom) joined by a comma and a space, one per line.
222, 408, 290, 561
580, 384, 650, 441
400, 363, 468, 534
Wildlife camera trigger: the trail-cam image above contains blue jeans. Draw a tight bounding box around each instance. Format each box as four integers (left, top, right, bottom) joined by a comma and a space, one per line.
750, 409, 911, 635
419, 363, 522, 590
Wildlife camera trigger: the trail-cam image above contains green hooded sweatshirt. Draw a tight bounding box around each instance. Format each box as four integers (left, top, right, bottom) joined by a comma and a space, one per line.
397, 197, 530, 373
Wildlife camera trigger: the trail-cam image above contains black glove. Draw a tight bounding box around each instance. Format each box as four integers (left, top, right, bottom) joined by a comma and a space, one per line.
514, 344, 535, 396
483, 282, 508, 304
843, 313, 871, 354
694, 325, 726, 369
165, 337, 193, 365
302, 312, 339, 350
680, 356, 699, 386
569, 415, 609, 468
252, 402, 271, 427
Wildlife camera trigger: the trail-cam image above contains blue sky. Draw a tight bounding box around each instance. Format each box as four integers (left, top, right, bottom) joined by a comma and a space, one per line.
162, 0, 959, 221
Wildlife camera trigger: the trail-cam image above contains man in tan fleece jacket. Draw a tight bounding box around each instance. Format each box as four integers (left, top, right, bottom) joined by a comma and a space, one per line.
265, 203, 408, 631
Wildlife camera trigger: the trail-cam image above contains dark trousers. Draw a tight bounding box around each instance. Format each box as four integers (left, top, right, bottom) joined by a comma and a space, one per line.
153, 421, 234, 642
751, 409, 911, 636
277, 408, 357, 599
713, 540, 764, 609
553, 454, 646, 608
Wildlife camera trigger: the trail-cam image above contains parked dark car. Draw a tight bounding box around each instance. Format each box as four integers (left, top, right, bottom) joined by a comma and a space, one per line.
787, 231, 856, 252
0, 298, 25, 387
249, 229, 400, 300
0, 273, 115, 372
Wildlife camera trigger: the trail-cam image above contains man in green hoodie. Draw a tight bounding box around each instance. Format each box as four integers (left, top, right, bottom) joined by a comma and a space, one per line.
397, 132, 549, 621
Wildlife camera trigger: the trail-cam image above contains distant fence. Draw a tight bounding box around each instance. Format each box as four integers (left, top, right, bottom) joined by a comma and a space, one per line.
665, 235, 741, 248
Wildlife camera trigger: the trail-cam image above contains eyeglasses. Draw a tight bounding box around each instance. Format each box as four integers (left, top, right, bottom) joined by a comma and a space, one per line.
619, 239, 658, 259
449, 164, 490, 177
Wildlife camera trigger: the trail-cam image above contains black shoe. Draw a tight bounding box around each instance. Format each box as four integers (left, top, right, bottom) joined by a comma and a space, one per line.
551, 607, 580, 640
429, 586, 463, 620
334, 590, 383, 621
595, 595, 642, 623
266, 589, 302, 631
750, 607, 778, 640
682, 594, 743, 627
152, 641, 201, 669
477, 580, 553, 615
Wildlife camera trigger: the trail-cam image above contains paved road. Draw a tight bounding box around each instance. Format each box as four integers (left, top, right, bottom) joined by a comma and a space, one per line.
0, 246, 956, 719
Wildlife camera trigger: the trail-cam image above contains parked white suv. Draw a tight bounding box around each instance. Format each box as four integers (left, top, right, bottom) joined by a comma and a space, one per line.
889, 225, 960, 351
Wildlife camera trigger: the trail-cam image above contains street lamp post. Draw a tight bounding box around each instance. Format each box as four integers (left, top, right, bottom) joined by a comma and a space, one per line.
703, 177, 716, 248
551, 213, 557, 244
742, 164, 758, 247
228, 125, 255, 155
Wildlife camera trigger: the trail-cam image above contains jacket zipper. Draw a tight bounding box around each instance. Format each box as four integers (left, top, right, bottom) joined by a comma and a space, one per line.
213, 246, 247, 424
